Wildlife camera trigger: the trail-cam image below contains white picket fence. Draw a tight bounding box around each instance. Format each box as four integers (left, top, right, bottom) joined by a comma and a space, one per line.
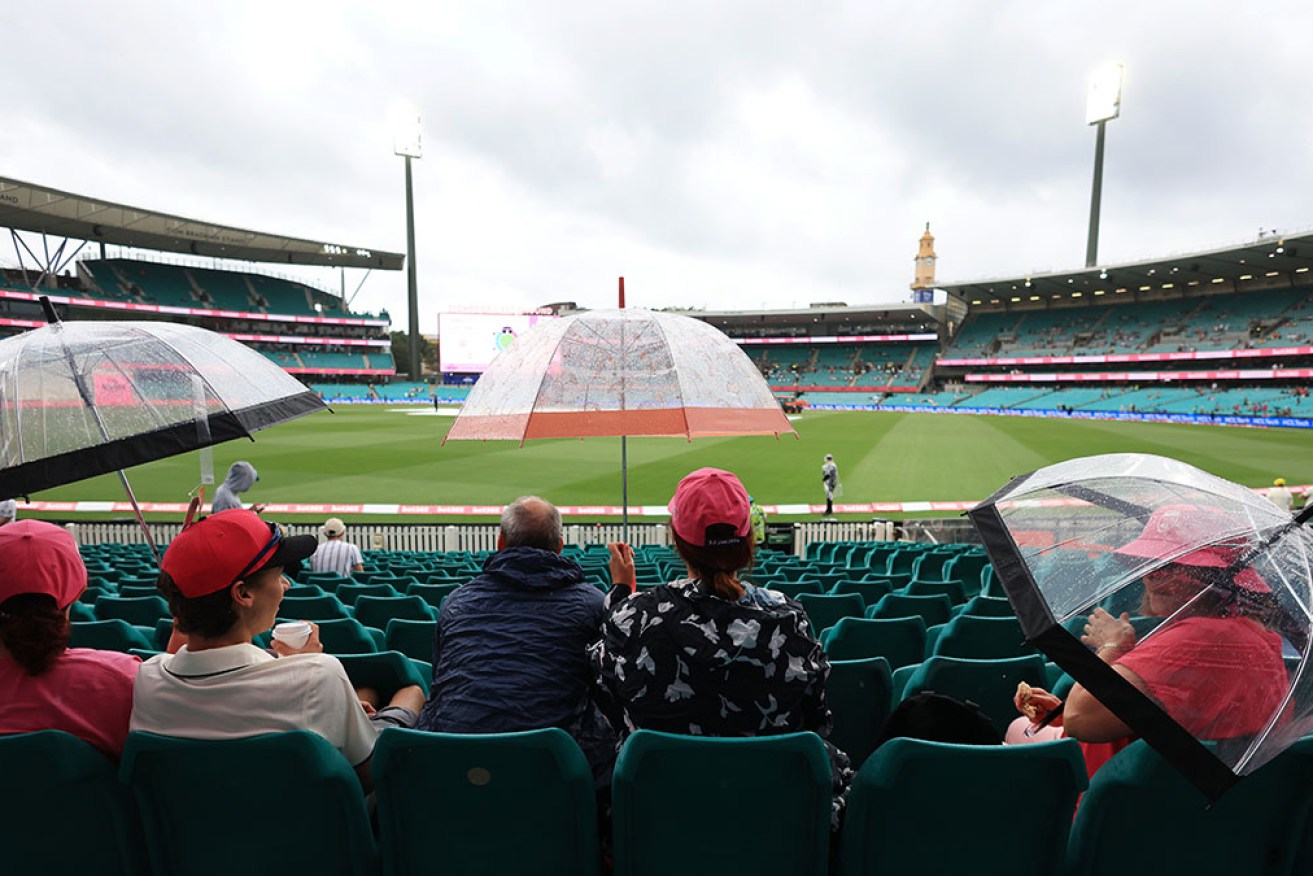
65, 521, 674, 554
65, 518, 972, 557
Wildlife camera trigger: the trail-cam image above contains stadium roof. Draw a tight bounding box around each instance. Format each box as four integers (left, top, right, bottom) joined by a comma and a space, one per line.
678, 302, 941, 330
0, 177, 404, 270
938, 231, 1313, 305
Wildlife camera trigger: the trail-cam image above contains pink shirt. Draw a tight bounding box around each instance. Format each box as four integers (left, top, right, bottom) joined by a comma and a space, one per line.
1080, 615, 1287, 777
0, 647, 140, 757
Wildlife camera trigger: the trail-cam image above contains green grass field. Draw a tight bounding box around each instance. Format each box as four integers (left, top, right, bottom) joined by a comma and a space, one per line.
26, 406, 1313, 523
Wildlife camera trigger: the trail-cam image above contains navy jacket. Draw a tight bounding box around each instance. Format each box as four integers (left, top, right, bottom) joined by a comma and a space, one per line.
415, 546, 615, 780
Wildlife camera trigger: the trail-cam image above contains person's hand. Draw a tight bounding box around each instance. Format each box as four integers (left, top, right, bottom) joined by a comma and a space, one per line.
1014, 682, 1063, 722
608, 542, 636, 592
1081, 607, 1136, 658
250, 503, 268, 514
271, 621, 323, 656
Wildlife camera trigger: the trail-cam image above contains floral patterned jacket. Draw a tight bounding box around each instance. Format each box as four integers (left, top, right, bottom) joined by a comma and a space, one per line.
590, 578, 852, 823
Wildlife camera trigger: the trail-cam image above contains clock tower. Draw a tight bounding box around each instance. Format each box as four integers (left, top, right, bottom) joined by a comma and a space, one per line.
911, 223, 936, 303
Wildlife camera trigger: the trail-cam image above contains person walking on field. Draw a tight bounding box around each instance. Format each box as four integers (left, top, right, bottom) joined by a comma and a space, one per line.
821, 454, 841, 519
310, 517, 365, 577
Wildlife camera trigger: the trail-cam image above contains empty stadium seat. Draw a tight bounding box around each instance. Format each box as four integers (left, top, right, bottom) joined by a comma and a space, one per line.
795, 593, 866, 637
373, 728, 600, 876
121, 731, 376, 876
838, 738, 1086, 876
0, 731, 147, 876
69, 619, 154, 653
612, 730, 831, 876
824, 657, 893, 770
336, 650, 430, 697
866, 592, 953, 628
385, 618, 437, 662
931, 614, 1035, 660
93, 595, 170, 627
826, 579, 893, 606
1067, 739, 1313, 875
336, 582, 401, 605
278, 594, 351, 622
352, 595, 435, 629
822, 616, 926, 669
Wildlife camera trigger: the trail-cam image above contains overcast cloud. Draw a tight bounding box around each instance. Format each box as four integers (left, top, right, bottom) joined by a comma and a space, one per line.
3, 1, 1311, 325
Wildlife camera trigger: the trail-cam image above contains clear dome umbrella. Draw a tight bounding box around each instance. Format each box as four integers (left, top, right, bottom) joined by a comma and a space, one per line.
968, 453, 1313, 801
445, 307, 795, 533
0, 299, 326, 555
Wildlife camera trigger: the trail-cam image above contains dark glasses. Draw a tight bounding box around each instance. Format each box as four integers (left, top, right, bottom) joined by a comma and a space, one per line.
229, 523, 283, 586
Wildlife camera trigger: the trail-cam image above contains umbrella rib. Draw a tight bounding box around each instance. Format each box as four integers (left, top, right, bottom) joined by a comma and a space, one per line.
644, 314, 690, 434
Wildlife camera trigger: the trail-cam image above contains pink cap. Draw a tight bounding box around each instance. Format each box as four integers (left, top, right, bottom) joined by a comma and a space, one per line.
1118, 504, 1248, 569
0, 520, 86, 608
668, 468, 752, 547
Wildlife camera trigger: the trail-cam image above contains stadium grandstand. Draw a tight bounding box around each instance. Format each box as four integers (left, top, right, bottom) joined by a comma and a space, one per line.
0, 176, 407, 399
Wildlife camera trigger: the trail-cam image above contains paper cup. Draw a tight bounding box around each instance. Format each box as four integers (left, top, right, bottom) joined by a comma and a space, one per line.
272, 621, 312, 649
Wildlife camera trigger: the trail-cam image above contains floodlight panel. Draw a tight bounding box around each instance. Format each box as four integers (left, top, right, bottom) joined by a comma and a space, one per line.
393, 112, 423, 158
1086, 63, 1124, 125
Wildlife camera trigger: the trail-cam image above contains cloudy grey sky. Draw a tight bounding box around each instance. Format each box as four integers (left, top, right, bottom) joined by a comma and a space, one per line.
4, 1, 1310, 326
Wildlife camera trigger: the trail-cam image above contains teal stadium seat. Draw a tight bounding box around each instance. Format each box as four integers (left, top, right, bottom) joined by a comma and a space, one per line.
94, 595, 170, 626
121, 731, 376, 876
822, 616, 926, 669
795, 593, 866, 637
352, 595, 435, 629
0, 731, 147, 876
336, 650, 430, 697
612, 730, 832, 876
336, 582, 401, 605
838, 738, 1087, 876
373, 728, 600, 876
279, 594, 351, 622
931, 614, 1035, 660
1067, 739, 1313, 876
824, 656, 894, 770
385, 618, 437, 662
899, 655, 1048, 738
866, 592, 952, 628
69, 619, 154, 653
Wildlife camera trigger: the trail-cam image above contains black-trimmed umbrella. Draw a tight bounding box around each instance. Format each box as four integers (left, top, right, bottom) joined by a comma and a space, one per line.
968, 453, 1313, 801
0, 300, 326, 552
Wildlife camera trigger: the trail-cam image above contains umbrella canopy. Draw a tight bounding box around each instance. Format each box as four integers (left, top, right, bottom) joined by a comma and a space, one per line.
445, 309, 794, 441
969, 453, 1313, 801
0, 320, 325, 499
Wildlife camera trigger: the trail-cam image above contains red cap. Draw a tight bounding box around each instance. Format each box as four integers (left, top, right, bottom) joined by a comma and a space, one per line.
668, 468, 752, 547
161, 509, 317, 598
0, 520, 85, 608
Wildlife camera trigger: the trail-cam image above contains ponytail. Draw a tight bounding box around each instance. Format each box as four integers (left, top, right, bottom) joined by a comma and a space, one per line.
672, 532, 755, 601
0, 594, 69, 677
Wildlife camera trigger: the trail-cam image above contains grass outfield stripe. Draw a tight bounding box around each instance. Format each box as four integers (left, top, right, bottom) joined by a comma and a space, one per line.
18, 408, 1313, 523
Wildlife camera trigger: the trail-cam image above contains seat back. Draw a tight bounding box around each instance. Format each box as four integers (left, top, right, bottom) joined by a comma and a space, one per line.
309, 617, 382, 655
612, 730, 831, 876
867, 592, 952, 627
68, 619, 154, 653
960, 595, 1015, 618
0, 731, 146, 876
825, 657, 893, 770
373, 728, 599, 876
94, 595, 170, 626
826, 579, 892, 607
1067, 738, 1313, 876
121, 731, 376, 876
901, 655, 1048, 738
336, 582, 401, 605
932, 614, 1034, 660
838, 738, 1086, 876
795, 593, 866, 636
336, 650, 430, 698
406, 582, 459, 609
278, 594, 351, 621
353, 595, 435, 629
900, 579, 966, 605
385, 618, 437, 662
823, 616, 925, 668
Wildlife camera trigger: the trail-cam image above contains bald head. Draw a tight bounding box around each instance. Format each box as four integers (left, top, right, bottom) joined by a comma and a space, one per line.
499, 496, 563, 553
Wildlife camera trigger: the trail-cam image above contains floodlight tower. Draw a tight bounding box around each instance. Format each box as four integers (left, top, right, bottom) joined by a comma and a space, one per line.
1085, 63, 1123, 268
393, 112, 423, 379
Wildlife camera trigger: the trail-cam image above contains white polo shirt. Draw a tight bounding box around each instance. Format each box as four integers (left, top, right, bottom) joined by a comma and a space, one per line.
131, 644, 377, 766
